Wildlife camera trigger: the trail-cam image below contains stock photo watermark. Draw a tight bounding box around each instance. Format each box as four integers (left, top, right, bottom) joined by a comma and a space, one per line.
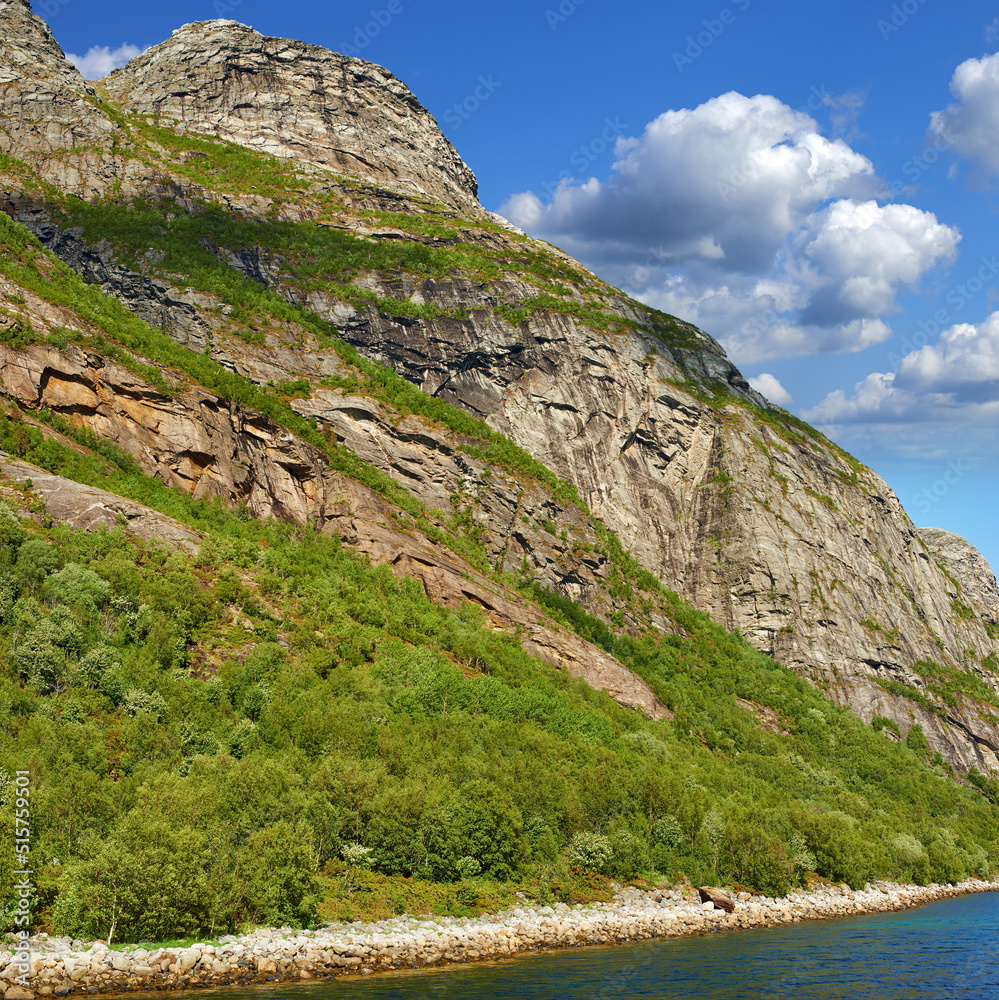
338, 0, 411, 58
877, 0, 931, 41
32, 0, 70, 17
673, 0, 752, 73
886, 253, 999, 368
911, 460, 970, 515
442, 76, 502, 131
10, 771, 32, 987
885, 126, 954, 197
546, 0, 588, 32
536, 116, 628, 200
716, 85, 830, 201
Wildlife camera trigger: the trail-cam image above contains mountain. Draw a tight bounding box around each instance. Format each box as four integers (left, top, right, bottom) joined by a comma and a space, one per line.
0, 1, 997, 940
4, 3, 997, 771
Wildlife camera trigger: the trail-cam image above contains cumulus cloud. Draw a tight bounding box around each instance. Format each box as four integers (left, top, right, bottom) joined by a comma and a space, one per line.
930, 50, 999, 173
898, 312, 999, 398
804, 312, 999, 428
794, 200, 960, 327
502, 92, 959, 365
66, 43, 142, 80
747, 373, 793, 406
504, 93, 878, 273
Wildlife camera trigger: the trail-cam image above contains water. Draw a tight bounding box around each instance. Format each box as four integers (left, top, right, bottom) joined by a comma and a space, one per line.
207, 892, 999, 1000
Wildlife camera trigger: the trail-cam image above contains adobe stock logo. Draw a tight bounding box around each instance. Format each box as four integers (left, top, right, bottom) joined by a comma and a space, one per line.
32, 0, 71, 17
911, 460, 970, 516
442, 76, 502, 131
536, 117, 628, 201
886, 254, 999, 369
673, 0, 751, 73
877, 0, 931, 40
340, 1, 409, 59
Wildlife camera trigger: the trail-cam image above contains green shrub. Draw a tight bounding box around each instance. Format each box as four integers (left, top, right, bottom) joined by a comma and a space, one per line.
16, 538, 59, 589
567, 831, 613, 874
243, 821, 319, 928
906, 723, 929, 756
0, 500, 27, 555
651, 815, 684, 850
608, 828, 648, 879
78, 644, 121, 689
53, 822, 212, 943
47, 562, 112, 614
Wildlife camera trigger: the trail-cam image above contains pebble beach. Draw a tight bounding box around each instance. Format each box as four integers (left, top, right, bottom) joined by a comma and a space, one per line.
3, 876, 998, 997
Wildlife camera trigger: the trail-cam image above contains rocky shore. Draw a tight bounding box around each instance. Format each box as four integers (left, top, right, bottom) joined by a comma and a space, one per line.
3, 877, 997, 996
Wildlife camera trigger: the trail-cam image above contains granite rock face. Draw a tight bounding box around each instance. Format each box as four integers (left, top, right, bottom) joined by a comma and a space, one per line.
0, 0, 113, 155
101, 19, 480, 213
0, 274, 668, 719
0, 454, 202, 552
2, 7, 999, 771
918, 526, 999, 624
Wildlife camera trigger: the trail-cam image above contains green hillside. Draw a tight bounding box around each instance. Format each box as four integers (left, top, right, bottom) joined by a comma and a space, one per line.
0, 213, 997, 945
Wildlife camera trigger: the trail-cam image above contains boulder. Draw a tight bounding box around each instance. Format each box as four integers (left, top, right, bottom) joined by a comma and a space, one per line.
698, 887, 736, 913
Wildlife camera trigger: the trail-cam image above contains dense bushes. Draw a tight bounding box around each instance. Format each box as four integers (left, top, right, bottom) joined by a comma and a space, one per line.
0, 490, 997, 943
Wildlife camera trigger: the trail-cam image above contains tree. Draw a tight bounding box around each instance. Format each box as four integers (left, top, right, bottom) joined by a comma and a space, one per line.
16, 539, 59, 591
47, 562, 112, 615
53, 822, 212, 943
242, 821, 319, 928
906, 723, 930, 757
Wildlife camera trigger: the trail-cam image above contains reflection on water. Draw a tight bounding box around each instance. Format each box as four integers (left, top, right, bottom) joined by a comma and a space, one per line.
201, 892, 999, 1000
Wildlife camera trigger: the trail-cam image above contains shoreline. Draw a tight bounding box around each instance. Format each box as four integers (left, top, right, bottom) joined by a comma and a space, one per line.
4, 877, 998, 996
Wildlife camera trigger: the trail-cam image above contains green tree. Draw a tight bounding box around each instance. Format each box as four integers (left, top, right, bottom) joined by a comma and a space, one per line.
906, 723, 930, 757
242, 821, 319, 928
53, 822, 211, 943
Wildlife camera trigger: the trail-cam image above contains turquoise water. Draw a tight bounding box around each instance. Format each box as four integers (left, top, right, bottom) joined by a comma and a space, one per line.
211, 892, 999, 999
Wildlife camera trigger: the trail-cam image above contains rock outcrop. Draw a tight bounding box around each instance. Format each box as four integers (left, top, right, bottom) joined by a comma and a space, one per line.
101, 19, 480, 214
0, 0, 113, 155
0, 272, 668, 719
0, 454, 202, 552
919, 526, 999, 624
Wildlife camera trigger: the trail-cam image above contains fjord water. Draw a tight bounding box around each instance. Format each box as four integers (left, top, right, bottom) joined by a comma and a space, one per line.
212, 892, 998, 1000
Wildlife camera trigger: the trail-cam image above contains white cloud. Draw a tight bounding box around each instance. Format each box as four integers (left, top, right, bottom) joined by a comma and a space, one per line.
930, 50, 999, 173
504, 92, 878, 274
823, 89, 866, 138
502, 92, 959, 365
793, 200, 960, 327
804, 312, 999, 429
747, 373, 793, 406
803, 372, 919, 425
66, 43, 143, 80
898, 312, 999, 397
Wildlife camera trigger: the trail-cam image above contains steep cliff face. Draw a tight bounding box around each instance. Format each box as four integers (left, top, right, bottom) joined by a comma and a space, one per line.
0, 266, 669, 719
919, 526, 999, 624
1, 5, 998, 772
0, 0, 112, 154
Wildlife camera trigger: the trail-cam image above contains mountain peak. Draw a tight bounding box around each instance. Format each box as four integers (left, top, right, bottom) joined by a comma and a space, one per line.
0, 0, 111, 154
100, 18, 480, 212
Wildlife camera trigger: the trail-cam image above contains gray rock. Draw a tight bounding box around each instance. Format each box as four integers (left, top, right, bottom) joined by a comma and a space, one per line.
101, 20, 479, 214
919, 526, 999, 623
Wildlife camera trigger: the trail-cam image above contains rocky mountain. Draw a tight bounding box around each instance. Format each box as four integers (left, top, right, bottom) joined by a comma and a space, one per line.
1, 0, 998, 777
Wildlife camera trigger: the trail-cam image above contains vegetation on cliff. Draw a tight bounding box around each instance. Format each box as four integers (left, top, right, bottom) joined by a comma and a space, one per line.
0, 34, 997, 946
0, 215, 996, 939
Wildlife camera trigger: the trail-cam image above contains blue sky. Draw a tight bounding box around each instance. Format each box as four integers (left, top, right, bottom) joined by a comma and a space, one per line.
48, 0, 999, 568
